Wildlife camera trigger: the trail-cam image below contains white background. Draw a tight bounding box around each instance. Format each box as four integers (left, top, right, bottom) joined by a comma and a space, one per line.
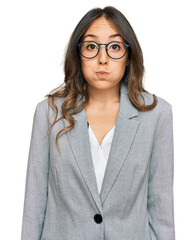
0, 0, 195, 239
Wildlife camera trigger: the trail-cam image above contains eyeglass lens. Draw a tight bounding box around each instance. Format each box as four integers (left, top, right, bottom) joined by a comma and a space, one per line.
80, 41, 127, 59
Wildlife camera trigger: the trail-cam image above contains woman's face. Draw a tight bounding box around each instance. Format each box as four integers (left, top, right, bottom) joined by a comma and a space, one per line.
80, 16, 129, 91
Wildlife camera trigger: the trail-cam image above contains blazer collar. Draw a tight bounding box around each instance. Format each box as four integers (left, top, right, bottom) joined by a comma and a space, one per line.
60, 82, 140, 214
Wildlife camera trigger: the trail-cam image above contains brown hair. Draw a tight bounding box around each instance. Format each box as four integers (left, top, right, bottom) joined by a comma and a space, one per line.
45, 6, 157, 156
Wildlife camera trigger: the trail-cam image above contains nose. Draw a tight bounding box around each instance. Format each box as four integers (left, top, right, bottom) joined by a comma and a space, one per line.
98, 45, 109, 64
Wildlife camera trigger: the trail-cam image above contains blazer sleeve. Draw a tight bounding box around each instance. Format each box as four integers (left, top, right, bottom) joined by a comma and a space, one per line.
21, 102, 50, 240
147, 104, 176, 240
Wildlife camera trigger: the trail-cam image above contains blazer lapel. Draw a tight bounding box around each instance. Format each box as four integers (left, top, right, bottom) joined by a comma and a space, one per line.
61, 98, 104, 213
61, 83, 140, 212
99, 88, 140, 204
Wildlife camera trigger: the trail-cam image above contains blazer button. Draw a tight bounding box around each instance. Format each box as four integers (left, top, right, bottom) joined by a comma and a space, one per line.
94, 214, 103, 224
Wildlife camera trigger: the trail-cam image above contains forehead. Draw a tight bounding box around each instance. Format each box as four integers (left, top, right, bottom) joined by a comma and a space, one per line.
83, 17, 122, 39
87, 17, 117, 31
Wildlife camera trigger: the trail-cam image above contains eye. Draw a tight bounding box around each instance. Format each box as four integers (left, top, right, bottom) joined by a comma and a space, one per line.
110, 44, 121, 50
86, 44, 97, 50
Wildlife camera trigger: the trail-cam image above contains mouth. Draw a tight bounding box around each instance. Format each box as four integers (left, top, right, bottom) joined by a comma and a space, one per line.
96, 71, 109, 76
97, 71, 108, 74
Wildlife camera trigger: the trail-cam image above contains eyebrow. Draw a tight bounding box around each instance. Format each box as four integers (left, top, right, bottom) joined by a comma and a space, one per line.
83, 33, 121, 40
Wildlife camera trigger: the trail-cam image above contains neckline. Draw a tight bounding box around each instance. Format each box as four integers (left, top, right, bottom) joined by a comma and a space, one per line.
88, 123, 115, 148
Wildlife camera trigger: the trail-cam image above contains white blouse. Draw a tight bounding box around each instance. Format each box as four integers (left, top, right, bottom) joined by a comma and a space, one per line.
87, 122, 115, 194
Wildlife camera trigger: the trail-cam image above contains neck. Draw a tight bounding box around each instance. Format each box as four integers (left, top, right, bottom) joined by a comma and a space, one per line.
86, 83, 121, 108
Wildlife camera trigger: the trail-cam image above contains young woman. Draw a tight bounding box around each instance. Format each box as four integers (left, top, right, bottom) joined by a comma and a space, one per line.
21, 6, 175, 240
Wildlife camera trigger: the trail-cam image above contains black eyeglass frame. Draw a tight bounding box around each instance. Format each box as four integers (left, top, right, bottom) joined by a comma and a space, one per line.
77, 41, 130, 60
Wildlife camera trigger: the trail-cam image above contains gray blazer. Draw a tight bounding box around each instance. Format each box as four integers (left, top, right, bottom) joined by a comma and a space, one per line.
21, 82, 175, 240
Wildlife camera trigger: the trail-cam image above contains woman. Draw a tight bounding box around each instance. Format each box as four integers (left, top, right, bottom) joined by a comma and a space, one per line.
21, 6, 175, 240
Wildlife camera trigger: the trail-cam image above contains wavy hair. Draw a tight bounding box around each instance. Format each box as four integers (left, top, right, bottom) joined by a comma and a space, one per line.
45, 6, 158, 156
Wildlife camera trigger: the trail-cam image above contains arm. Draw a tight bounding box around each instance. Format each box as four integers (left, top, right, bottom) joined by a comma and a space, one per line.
147, 104, 176, 240
21, 102, 50, 240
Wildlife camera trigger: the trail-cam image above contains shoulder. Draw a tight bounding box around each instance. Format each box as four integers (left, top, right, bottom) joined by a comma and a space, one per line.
122, 83, 172, 115
37, 96, 64, 108
137, 92, 173, 126
35, 96, 65, 121
139, 91, 172, 113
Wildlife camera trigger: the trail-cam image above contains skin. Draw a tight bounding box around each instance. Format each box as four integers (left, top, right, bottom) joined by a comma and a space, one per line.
80, 16, 129, 108
79, 16, 129, 145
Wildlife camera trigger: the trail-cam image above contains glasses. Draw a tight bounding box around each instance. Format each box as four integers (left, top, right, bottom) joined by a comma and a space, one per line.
77, 41, 130, 59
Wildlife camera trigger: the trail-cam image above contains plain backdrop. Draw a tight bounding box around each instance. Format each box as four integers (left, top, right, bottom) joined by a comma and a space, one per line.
0, 0, 195, 239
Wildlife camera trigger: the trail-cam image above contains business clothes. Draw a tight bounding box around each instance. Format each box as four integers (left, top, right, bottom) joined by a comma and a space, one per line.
21, 82, 175, 240
88, 122, 116, 194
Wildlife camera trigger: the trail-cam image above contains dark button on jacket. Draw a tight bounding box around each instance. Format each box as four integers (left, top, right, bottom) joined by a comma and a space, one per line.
94, 214, 103, 224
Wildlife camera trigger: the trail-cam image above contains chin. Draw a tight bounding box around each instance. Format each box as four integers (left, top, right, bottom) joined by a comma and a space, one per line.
94, 82, 118, 90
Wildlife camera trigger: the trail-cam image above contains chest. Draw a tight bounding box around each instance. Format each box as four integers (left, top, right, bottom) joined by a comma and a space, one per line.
85, 103, 120, 146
